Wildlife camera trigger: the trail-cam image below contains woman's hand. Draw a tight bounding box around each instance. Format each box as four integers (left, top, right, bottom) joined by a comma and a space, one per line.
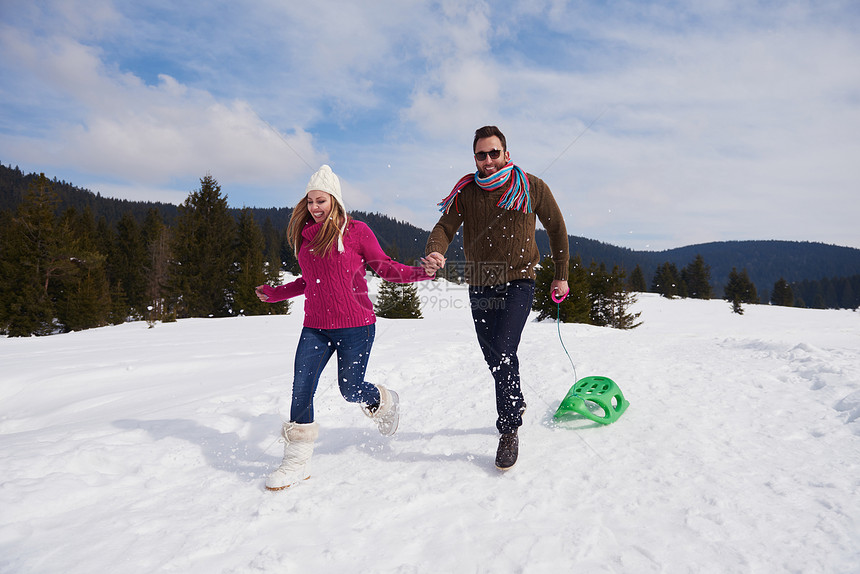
255, 285, 271, 302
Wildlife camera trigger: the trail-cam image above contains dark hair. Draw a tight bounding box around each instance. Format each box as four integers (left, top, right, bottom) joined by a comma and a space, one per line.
473, 125, 506, 153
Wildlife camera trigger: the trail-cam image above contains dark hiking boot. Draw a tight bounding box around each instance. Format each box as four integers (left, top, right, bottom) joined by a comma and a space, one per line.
495, 431, 519, 470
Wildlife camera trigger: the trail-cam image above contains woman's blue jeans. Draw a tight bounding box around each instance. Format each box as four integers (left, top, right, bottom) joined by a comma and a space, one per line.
469, 279, 535, 434
289, 325, 379, 424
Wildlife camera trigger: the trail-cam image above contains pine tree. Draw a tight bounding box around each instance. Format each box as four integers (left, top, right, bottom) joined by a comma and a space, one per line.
725, 268, 758, 314
731, 295, 745, 315
261, 217, 285, 280
0, 209, 15, 333
820, 277, 838, 309
770, 278, 794, 307
375, 281, 422, 318
95, 216, 115, 275
681, 254, 713, 299
233, 208, 289, 316
170, 174, 236, 318
280, 229, 300, 275
837, 279, 855, 310
141, 209, 173, 324
628, 264, 647, 292
64, 206, 99, 253
56, 251, 111, 331
109, 280, 129, 325
113, 212, 148, 316
587, 262, 641, 329
52, 206, 112, 331
534, 256, 590, 323
0, 175, 73, 335
588, 262, 615, 327
651, 262, 683, 298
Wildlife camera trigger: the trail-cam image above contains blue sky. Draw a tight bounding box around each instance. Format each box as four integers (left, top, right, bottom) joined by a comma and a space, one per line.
1, 0, 859, 251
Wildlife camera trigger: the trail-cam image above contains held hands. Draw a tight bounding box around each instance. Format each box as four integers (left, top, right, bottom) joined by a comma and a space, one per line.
421, 252, 446, 276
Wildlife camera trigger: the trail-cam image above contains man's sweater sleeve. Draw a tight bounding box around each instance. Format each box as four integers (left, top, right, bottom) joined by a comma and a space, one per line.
533, 177, 570, 282
425, 208, 464, 256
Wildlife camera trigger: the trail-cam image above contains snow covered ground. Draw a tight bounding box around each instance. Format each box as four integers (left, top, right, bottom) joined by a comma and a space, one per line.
1, 279, 858, 573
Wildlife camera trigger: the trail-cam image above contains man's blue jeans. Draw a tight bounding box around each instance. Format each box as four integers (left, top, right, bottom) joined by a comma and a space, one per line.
290, 325, 379, 424
469, 279, 535, 434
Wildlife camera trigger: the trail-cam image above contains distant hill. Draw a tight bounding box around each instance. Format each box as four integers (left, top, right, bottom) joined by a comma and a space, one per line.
3, 162, 860, 298
0, 162, 180, 227
534, 232, 860, 300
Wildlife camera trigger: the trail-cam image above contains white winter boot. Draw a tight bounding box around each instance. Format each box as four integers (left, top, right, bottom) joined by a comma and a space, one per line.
265, 421, 319, 491
361, 384, 400, 436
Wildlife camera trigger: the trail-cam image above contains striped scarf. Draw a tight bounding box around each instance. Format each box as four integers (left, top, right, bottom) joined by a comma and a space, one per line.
437, 162, 532, 214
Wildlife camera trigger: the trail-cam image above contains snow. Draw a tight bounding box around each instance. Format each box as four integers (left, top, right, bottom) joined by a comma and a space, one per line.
1, 280, 858, 573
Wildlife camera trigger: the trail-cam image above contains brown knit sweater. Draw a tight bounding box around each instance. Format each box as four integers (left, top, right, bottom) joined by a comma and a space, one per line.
425, 173, 569, 286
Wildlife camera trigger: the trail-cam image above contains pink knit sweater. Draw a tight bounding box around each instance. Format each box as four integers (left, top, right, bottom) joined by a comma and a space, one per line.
259, 219, 433, 329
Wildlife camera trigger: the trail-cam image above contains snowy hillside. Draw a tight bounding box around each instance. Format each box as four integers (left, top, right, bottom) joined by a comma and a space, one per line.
1, 280, 858, 573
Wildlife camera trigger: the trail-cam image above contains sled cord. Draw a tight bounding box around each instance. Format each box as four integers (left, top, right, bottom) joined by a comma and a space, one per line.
556, 300, 579, 389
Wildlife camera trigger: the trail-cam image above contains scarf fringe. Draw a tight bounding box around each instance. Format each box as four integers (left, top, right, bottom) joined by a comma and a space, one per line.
437, 173, 474, 214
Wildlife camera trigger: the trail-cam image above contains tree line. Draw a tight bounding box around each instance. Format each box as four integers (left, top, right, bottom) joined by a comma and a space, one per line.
530, 231, 860, 302
626, 254, 860, 313
0, 174, 292, 336
788, 275, 860, 310
6, 161, 859, 307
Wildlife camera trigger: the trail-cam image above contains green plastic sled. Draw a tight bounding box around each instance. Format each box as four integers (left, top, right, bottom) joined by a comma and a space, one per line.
553, 376, 629, 425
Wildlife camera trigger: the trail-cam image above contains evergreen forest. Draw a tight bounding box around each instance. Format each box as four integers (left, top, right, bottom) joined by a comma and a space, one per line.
1, 172, 290, 336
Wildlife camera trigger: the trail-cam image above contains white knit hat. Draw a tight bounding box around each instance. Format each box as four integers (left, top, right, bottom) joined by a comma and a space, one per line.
305, 164, 347, 252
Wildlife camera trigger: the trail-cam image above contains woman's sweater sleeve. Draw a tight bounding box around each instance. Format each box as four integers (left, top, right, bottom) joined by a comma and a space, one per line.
358, 223, 433, 284
262, 277, 307, 302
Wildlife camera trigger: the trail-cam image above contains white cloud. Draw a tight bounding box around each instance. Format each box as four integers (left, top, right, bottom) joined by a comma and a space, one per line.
0, 15, 324, 201
1, 0, 859, 249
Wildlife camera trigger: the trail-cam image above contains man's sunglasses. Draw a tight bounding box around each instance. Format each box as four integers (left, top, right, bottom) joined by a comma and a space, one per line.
474, 149, 502, 161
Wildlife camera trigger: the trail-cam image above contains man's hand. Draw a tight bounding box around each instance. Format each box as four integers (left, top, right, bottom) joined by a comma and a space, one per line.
551, 280, 569, 299
421, 252, 446, 275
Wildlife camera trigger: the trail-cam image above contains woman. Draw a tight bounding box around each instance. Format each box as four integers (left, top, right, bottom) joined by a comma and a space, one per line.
256, 164, 435, 490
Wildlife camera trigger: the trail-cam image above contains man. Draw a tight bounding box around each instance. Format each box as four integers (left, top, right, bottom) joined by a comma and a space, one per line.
422, 125, 570, 470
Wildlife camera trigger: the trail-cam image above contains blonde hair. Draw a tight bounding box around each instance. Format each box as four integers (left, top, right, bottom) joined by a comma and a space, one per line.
287, 193, 349, 258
